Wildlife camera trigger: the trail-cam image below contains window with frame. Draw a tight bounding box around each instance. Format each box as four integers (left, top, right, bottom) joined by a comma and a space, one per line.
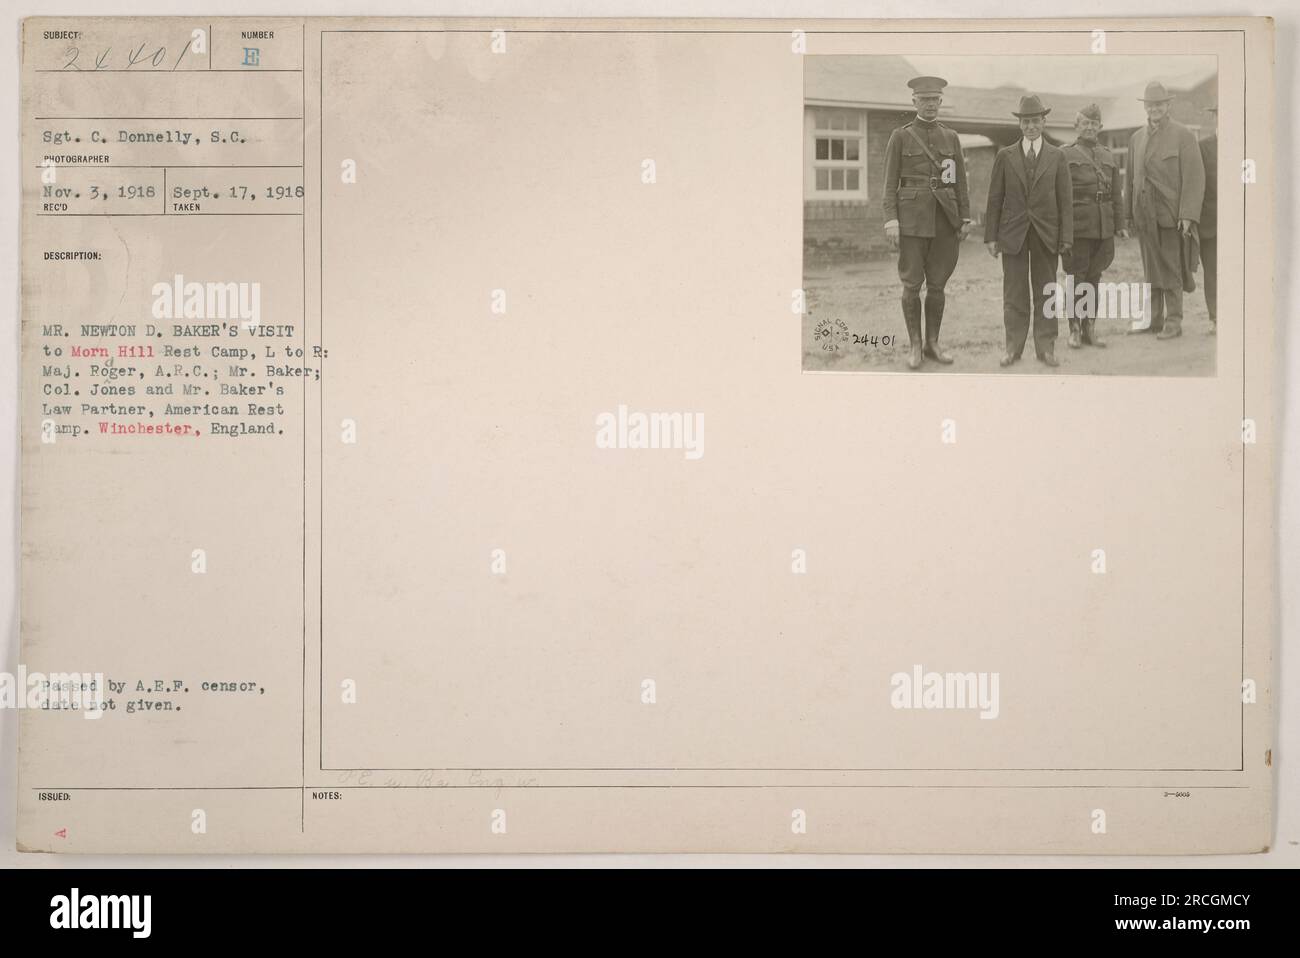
812, 108, 865, 195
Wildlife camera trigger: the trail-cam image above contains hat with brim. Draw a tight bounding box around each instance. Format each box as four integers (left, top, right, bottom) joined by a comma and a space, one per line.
1139, 81, 1176, 102
908, 75, 947, 96
1012, 94, 1050, 118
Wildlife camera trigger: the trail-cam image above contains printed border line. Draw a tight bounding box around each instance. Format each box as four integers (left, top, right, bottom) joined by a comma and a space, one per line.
33, 69, 304, 73
314, 26, 1251, 778
321, 29, 1245, 35
33, 784, 1251, 791
1239, 28, 1247, 774
316, 766, 1247, 772
302, 25, 308, 833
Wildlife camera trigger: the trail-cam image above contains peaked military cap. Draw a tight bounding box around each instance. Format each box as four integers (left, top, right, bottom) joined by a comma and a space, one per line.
907, 76, 948, 95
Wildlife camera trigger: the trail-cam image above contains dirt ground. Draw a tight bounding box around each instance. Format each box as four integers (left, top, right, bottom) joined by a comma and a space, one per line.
803, 238, 1216, 376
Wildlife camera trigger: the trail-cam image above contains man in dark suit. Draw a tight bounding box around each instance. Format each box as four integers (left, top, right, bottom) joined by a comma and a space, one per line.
1199, 106, 1218, 334
984, 95, 1073, 367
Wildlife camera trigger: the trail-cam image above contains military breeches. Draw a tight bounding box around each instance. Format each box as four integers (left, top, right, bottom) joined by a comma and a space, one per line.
1001, 228, 1059, 358
897, 211, 959, 304
1066, 237, 1115, 321
1066, 237, 1115, 289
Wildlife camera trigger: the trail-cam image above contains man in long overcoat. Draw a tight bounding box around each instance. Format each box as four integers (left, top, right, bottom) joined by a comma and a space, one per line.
1126, 81, 1206, 339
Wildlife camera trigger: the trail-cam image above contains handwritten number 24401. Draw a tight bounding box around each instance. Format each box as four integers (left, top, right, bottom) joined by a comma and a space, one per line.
63, 42, 191, 72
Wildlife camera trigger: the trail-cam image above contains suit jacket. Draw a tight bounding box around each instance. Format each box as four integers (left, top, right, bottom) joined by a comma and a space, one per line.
983, 140, 1073, 255
1126, 117, 1206, 230
881, 118, 971, 238
1199, 134, 1217, 238
1062, 140, 1125, 240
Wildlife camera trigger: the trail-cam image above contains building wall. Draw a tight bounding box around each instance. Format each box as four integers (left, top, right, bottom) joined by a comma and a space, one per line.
963, 146, 995, 228
1169, 76, 1218, 133
804, 109, 998, 262
804, 109, 910, 261
803, 198, 870, 260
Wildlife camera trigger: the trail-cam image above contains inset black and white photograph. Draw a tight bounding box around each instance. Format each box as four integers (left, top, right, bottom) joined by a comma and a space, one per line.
802, 55, 1219, 375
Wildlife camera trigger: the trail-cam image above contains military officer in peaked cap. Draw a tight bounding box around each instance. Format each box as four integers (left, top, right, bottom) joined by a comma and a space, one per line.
881, 75, 972, 369
1061, 103, 1127, 349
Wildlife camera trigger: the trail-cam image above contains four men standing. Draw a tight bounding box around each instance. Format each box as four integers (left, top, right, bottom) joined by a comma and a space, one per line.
879, 76, 1217, 369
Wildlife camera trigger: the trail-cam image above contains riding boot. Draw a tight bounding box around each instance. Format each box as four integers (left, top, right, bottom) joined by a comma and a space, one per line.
1083, 318, 1106, 347
922, 289, 954, 363
902, 296, 924, 370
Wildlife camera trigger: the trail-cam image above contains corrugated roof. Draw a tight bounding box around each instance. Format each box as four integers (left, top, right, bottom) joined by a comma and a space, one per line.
806, 56, 1215, 132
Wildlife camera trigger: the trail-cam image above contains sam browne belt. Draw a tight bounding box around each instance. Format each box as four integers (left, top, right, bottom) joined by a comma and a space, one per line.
899, 174, 952, 189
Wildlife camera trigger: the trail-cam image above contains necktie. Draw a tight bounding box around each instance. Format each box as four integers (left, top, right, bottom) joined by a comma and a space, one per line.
1025, 143, 1037, 178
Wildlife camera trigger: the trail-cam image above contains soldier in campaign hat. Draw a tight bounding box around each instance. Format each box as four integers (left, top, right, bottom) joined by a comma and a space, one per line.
1061, 102, 1127, 348
881, 75, 972, 369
